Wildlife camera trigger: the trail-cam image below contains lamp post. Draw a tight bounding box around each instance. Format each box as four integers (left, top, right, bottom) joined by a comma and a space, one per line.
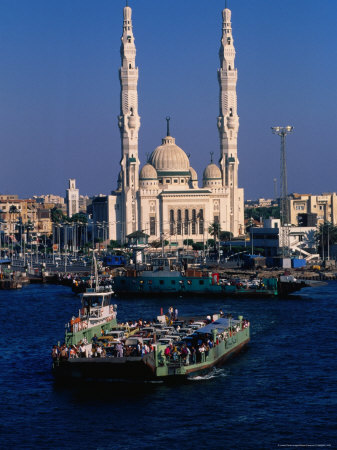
271, 125, 294, 226
271, 125, 294, 257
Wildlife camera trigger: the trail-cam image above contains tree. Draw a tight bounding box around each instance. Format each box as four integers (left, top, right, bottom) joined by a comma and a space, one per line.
183, 239, 194, 246
315, 222, 337, 257
70, 213, 88, 224
219, 231, 233, 241
192, 242, 204, 251
208, 222, 221, 253
51, 207, 65, 224
107, 240, 120, 250
244, 206, 280, 221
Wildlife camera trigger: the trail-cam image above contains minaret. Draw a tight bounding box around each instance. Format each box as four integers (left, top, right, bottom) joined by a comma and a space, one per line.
217, 6, 240, 234
118, 3, 140, 241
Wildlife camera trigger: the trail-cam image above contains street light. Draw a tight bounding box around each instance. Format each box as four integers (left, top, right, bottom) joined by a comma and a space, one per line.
272, 125, 294, 257
271, 125, 294, 226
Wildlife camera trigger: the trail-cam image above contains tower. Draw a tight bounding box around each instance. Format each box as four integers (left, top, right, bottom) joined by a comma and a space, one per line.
217, 7, 241, 234
66, 178, 79, 218
118, 4, 140, 241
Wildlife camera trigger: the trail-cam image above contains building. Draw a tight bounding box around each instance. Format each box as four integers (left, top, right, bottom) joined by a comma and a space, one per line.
33, 195, 65, 205
66, 179, 79, 218
94, 4, 244, 244
250, 218, 318, 260
289, 193, 337, 227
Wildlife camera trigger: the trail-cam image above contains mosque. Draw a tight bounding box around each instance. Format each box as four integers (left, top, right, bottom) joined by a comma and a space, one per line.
92, 4, 244, 244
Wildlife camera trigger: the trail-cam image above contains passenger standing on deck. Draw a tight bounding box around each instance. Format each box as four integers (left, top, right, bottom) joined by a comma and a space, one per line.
79, 343, 86, 358
174, 308, 178, 320
116, 342, 123, 358
51, 345, 59, 361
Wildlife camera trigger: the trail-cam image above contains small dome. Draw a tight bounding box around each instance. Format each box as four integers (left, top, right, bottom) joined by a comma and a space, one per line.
189, 167, 198, 181
140, 163, 157, 180
149, 136, 190, 172
203, 163, 222, 180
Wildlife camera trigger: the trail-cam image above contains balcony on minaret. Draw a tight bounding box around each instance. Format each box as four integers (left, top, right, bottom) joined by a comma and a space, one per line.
228, 156, 235, 164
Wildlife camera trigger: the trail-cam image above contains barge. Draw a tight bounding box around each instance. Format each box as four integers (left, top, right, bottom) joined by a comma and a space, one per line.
53, 288, 250, 382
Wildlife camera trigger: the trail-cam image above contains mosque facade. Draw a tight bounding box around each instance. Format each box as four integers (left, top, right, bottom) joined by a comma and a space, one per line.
100, 4, 244, 244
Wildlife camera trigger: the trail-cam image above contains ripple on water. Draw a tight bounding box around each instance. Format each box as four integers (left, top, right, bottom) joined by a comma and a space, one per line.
1, 283, 337, 448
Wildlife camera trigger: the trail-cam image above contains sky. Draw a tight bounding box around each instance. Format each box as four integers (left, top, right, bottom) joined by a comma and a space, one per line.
1, 0, 336, 200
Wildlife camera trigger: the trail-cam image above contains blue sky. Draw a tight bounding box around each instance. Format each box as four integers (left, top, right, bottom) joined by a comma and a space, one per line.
1, 0, 336, 200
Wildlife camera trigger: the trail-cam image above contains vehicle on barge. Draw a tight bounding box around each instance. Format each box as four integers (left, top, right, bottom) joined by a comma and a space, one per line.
52, 294, 250, 382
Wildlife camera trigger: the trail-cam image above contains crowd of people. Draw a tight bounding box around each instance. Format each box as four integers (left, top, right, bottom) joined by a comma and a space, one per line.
52, 309, 249, 365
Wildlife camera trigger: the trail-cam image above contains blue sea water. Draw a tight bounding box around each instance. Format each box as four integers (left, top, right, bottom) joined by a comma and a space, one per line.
0, 283, 337, 450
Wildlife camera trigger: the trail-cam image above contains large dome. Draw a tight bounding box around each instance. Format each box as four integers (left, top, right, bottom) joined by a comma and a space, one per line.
139, 163, 157, 179
149, 136, 190, 172
203, 163, 222, 180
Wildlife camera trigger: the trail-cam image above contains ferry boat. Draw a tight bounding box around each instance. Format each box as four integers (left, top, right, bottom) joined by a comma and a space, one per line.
113, 257, 280, 297
52, 295, 250, 381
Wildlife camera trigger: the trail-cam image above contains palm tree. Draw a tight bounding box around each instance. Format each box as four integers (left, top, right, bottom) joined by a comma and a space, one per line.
208, 222, 221, 260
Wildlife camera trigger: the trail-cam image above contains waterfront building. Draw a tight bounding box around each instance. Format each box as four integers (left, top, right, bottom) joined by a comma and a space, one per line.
66, 179, 79, 218
250, 218, 318, 260
0, 198, 53, 239
93, 4, 244, 244
288, 193, 337, 227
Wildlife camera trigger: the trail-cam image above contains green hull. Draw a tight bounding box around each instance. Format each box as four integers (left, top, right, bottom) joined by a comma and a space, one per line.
54, 324, 250, 381
113, 273, 278, 297
65, 317, 118, 347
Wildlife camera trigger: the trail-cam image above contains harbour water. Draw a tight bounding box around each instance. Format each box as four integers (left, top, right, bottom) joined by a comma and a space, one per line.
1, 283, 336, 449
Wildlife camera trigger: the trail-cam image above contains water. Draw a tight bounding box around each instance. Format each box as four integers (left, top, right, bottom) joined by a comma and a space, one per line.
1, 283, 337, 449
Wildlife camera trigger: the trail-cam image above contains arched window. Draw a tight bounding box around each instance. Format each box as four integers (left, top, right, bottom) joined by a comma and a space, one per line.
184, 209, 189, 235
198, 209, 204, 235
177, 210, 182, 235
170, 210, 175, 236
192, 209, 196, 235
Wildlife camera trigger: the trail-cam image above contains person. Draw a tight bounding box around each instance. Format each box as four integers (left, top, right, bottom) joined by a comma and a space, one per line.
92, 334, 98, 344
59, 346, 68, 361
116, 342, 123, 358
174, 308, 178, 320
96, 345, 102, 358
69, 346, 77, 358
79, 343, 86, 358
51, 345, 59, 361
164, 345, 171, 360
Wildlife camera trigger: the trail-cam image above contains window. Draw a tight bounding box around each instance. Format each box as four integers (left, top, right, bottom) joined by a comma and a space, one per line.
192, 209, 196, 234
159, 179, 163, 184
184, 209, 189, 234
199, 280, 204, 285
170, 209, 175, 235
181, 179, 185, 183
150, 216, 156, 236
171, 280, 176, 285
227, 37, 231, 45
174, 179, 178, 183
166, 179, 171, 183
177, 210, 182, 235
214, 215, 219, 224
159, 280, 164, 285
199, 209, 204, 234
